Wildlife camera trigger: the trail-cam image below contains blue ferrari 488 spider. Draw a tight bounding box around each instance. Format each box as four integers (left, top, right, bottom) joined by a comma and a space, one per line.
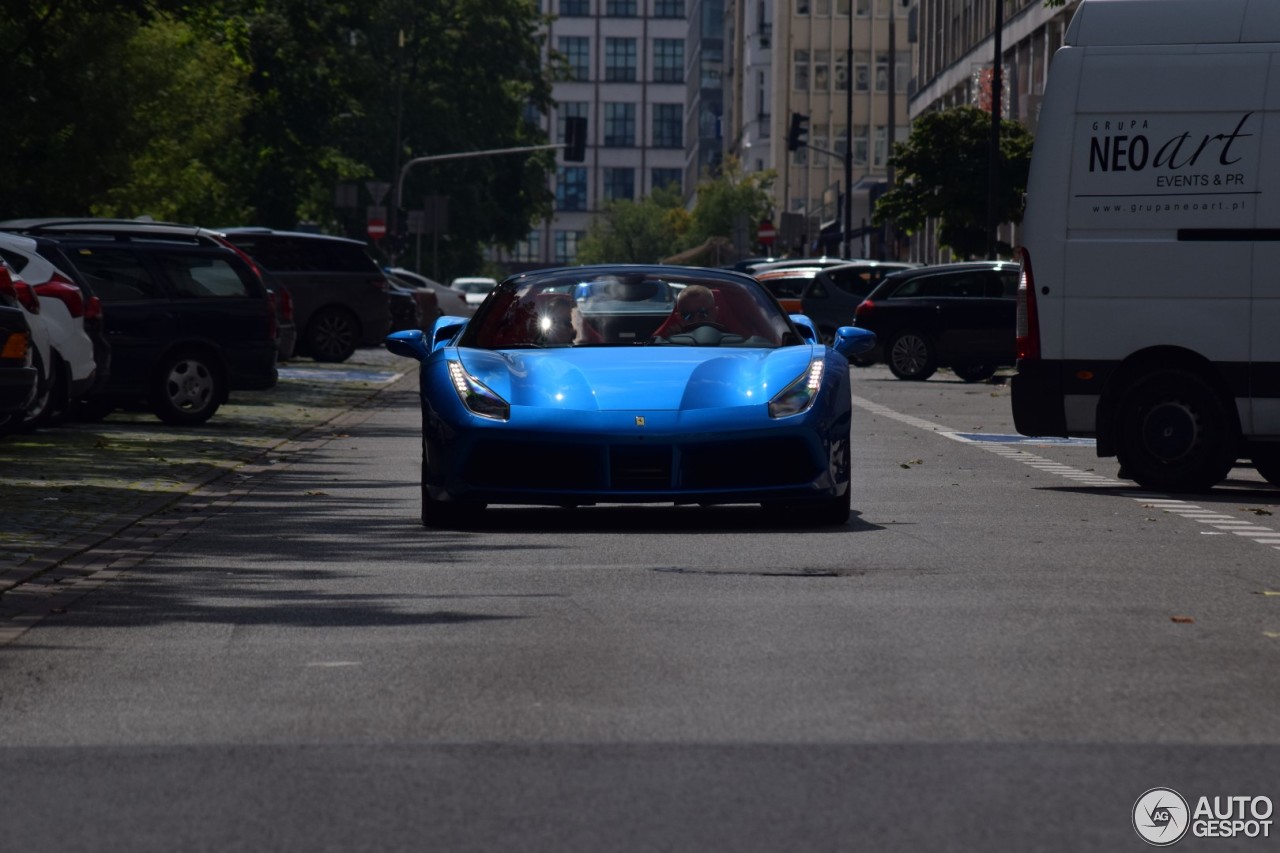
385, 264, 875, 527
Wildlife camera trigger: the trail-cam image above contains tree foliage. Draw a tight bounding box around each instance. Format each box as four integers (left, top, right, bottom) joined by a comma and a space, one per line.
686, 157, 776, 249
576, 185, 691, 264
874, 106, 1033, 259
0, 0, 556, 278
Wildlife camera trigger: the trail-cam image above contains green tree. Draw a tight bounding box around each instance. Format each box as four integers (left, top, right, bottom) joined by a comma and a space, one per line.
576, 185, 691, 264
686, 157, 776, 248
873, 106, 1033, 259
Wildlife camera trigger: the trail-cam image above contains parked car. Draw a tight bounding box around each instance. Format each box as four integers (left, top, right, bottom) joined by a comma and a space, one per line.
853, 261, 1021, 382
0, 261, 53, 433
9, 230, 278, 424
800, 260, 920, 346
384, 264, 877, 528
0, 232, 100, 425
387, 267, 469, 317
0, 266, 39, 423
748, 257, 853, 275
220, 228, 391, 362
449, 276, 499, 306
0, 219, 295, 362
753, 266, 826, 313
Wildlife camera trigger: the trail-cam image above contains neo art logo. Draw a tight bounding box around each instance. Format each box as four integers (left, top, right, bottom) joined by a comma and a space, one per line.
1133, 788, 1274, 845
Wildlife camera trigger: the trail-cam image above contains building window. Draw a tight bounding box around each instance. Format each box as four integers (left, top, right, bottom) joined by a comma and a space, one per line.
813, 50, 829, 91
653, 103, 682, 148
606, 0, 636, 15
605, 38, 637, 81
853, 124, 868, 166
560, 0, 589, 14
835, 53, 848, 91
854, 50, 869, 91
651, 168, 683, 193
557, 167, 587, 211
795, 0, 810, 15
654, 0, 684, 16
835, 126, 848, 157
557, 102, 589, 143
653, 38, 684, 83
793, 49, 809, 90
874, 125, 887, 166
604, 103, 636, 147
855, 0, 869, 15
875, 52, 889, 92
559, 36, 590, 80
513, 230, 541, 262
554, 230, 585, 263
603, 168, 635, 201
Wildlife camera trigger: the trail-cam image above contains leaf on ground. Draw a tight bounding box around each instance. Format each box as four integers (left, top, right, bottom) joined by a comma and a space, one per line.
1170, 615, 1195, 624
1242, 507, 1274, 516
304, 490, 330, 497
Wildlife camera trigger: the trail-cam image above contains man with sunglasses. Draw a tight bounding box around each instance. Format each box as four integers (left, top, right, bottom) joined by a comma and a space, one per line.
673, 285, 719, 329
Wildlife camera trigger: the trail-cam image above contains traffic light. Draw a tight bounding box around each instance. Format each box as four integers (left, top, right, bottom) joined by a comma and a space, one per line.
787, 112, 810, 152
564, 116, 588, 162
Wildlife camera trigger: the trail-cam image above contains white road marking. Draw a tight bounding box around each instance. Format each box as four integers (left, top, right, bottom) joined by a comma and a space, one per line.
851, 393, 1280, 555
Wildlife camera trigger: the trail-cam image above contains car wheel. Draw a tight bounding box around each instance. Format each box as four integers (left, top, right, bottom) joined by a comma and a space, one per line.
1114, 370, 1236, 492
19, 348, 55, 430
306, 307, 359, 363
150, 351, 224, 426
420, 435, 484, 528
1250, 444, 1280, 487
952, 363, 998, 382
886, 331, 937, 381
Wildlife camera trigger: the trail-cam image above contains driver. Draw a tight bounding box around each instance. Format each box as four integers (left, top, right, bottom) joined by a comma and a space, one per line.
652, 285, 721, 339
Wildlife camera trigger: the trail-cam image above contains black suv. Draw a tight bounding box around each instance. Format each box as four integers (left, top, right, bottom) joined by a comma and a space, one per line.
852, 261, 1021, 382
219, 229, 390, 362
15, 231, 278, 424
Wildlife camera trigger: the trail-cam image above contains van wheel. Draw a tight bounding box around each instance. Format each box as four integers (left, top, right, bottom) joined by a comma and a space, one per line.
150, 351, 224, 425
886, 331, 937, 380
952, 364, 998, 382
307, 307, 359, 363
1251, 445, 1280, 487
1114, 370, 1236, 492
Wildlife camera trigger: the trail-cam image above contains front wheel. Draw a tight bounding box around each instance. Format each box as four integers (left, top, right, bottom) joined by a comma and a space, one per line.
952, 364, 998, 383
420, 435, 484, 528
886, 331, 937, 381
1114, 370, 1236, 492
150, 351, 224, 425
1250, 444, 1280, 487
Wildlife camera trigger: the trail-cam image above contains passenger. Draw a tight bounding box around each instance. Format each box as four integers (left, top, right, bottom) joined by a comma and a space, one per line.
536, 294, 578, 345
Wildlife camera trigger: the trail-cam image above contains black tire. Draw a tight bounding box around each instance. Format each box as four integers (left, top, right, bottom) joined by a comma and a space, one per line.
420, 435, 483, 528
1250, 444, 1280, 487
886, 331, 937, 381
150, 351, 224, 426
19, 347, 54, 431
1114, 370, 1236, 493
952, 363, 998, 382
306, 307, 359, 363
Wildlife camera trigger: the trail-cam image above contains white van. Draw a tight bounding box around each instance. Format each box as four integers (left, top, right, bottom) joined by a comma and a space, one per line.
1013, 0, 1280, 492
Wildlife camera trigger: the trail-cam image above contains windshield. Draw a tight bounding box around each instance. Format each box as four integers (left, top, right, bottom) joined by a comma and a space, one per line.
458, 271, 800, 349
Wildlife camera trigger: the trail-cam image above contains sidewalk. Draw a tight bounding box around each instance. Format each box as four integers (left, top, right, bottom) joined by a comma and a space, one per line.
0, 347, 415, 597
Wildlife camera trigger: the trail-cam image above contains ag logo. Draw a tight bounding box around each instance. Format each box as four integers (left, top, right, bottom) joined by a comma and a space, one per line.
1133, 788, 1190, 846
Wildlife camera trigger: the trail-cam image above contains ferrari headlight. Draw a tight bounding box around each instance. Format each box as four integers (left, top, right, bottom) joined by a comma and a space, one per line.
769, 359, 824, 418
448, 360, 510, 420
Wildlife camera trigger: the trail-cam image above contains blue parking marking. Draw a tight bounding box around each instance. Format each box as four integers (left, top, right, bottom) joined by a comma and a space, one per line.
278, 368, 402, 384
953, 432, 1096, 447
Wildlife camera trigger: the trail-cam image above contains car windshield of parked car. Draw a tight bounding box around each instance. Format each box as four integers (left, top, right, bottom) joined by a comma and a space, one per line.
452, 279, 497, 294
458, 272, 798, 349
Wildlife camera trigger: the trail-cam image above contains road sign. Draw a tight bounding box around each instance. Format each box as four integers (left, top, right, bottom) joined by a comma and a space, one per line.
757, 219, 776, 246
367, 218, 387, 240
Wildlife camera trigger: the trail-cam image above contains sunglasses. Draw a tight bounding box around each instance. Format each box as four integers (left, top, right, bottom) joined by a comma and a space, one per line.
680, 306, 713, 321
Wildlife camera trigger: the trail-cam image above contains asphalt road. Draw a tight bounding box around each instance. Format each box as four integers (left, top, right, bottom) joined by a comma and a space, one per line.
2, 358, 1280, 852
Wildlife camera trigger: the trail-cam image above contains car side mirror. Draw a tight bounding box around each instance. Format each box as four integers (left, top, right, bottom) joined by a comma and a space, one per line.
833, 326, 875, 357
790, 314, 818, 343
385, 329, 429, 361
430, 316, 469, 352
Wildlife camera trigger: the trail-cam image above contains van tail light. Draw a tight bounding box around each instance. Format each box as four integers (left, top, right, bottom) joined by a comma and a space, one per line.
1015, 247, 1040, 362
34, 272, 85, 318
854, 299, 875, 322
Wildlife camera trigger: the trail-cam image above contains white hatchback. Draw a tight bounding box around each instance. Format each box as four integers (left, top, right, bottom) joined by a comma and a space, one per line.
449, 276, 499, 306
0, 233, 96, 428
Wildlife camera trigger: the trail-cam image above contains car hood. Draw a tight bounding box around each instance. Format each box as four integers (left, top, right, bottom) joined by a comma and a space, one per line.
456, 346, 819, 412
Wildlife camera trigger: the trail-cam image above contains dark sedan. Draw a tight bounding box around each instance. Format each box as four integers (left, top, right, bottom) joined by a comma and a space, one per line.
852, 261, 1020, 381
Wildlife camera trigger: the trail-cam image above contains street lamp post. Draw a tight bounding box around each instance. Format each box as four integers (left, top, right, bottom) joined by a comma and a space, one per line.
986, 0, 1004, 260
843, 7, 854, 260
